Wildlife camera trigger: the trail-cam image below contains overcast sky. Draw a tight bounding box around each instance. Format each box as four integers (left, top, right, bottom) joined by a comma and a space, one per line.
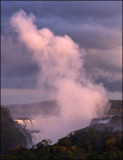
1, 1, 122, 104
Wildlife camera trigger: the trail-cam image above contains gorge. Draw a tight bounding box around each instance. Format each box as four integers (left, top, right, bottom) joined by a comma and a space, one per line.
1, 99, 122, 153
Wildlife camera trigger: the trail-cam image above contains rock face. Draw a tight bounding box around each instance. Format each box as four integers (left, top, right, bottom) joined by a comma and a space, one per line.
90, 115, 122, 131
3, 100, 60, 147
1, 107, 30, 155
108, 100, 122, 116
90, 100, 122, 131
14, 121, 32, 148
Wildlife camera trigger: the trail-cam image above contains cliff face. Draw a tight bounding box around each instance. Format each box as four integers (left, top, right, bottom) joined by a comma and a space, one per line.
108, 100, 122, 116
90, 100, 122, 131
0, 107, 31, 155
5, 100, 60, 118
2, 101, 60, 150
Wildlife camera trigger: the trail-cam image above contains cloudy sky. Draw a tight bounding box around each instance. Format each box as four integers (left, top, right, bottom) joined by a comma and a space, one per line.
1, 1, 122, 104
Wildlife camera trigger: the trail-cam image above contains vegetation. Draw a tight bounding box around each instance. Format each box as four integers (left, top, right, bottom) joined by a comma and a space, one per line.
0, 107, 27, 155
1, 127, 122, 160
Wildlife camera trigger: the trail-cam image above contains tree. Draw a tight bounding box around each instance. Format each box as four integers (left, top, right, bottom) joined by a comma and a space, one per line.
106, 135, 116, 150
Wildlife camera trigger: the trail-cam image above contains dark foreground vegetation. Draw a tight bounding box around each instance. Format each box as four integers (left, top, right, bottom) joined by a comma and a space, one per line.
1, 128, 122, 160
0, 107, 27, 155
0, 107, 32, 155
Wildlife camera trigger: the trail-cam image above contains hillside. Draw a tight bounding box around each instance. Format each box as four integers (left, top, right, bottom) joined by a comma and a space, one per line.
0, 107, 32, 155
1, 128, 122, 160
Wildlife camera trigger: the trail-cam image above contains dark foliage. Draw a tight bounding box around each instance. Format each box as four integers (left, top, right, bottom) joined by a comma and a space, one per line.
1, 128, 122, 160
0, 107, 27, 155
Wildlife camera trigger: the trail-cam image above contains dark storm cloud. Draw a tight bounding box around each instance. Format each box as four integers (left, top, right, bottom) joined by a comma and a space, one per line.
96, 78, 122, 92
1, 35, 40, 88
49, 22, 121, 50
2, 1, 121, 26
1, 1, 121, 50
1, 1, 122, 92
1, 77, 37, 89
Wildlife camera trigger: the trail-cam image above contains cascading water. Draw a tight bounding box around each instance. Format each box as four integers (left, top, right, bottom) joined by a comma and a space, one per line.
30, 131, 43, 145
15, 119, 32, 128
14, 116, 53, 146
14, 117, 43, 146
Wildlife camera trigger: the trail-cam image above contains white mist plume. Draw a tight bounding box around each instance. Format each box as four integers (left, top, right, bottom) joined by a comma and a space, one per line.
10, 10, 109, 143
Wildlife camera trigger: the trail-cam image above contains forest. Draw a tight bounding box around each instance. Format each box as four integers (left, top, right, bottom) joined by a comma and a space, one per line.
0, 127, 122, 160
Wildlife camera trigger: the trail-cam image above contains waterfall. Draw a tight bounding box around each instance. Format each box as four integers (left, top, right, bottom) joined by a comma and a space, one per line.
30, 131, 43, 145
14, 117, 42, 146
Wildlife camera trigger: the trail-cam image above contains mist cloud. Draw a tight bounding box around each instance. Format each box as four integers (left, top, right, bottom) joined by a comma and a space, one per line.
10, 10, 109, 142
